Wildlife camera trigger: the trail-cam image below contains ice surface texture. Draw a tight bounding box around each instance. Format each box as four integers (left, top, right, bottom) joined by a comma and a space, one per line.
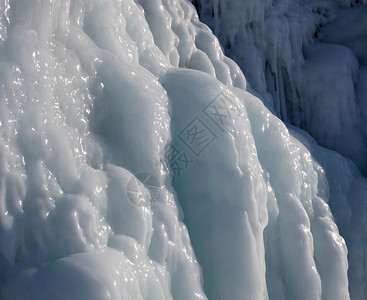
0, 0, 365, 299
194, 0, 367, 175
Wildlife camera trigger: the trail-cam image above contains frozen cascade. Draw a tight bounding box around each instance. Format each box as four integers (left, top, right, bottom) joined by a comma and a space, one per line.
0, 0, 365, 299
193, 0, 367, 175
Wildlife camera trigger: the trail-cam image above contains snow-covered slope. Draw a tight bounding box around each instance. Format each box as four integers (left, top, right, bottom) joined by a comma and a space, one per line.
0, 0, 365, 299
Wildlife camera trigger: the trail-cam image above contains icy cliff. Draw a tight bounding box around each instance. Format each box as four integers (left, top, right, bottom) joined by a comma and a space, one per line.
0, 0, 365, 299
194, 0, 367, 174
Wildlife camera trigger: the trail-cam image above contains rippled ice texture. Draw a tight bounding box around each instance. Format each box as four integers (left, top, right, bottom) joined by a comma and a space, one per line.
0, 0, 365, 299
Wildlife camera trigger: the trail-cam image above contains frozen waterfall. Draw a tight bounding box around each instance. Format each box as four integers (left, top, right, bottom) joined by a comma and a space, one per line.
0, 0, 365, 299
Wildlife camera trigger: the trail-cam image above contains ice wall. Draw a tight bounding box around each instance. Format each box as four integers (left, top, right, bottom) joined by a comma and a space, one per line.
0, 0, 365, 299
193, 0, 367, 175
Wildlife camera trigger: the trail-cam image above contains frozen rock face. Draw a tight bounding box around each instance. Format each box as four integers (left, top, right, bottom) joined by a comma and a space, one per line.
193, 0, 367, 175
0, 0, 365, 299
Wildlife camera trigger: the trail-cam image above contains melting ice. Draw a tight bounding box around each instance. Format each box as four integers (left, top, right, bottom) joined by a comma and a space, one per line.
0, 0, 365, 299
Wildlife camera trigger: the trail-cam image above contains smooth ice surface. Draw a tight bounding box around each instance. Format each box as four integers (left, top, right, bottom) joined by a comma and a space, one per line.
0, 0, 366, 299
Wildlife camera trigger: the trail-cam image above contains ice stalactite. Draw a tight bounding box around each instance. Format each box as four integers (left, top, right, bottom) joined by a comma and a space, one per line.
193, 0, 367, 175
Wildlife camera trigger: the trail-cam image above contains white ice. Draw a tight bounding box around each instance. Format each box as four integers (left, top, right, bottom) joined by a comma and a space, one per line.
0, 0, 365, 299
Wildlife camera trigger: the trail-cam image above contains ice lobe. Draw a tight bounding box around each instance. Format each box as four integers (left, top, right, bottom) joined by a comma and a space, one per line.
162, 68, 350, 299
0, 0, 364, 299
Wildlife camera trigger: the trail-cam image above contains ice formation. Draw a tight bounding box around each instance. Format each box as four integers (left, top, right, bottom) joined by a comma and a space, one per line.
0, 0, 365, 299
194, 0, 367, 174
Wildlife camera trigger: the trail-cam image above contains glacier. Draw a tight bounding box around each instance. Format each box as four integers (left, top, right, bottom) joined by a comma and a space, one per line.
0, 0, 365, 299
